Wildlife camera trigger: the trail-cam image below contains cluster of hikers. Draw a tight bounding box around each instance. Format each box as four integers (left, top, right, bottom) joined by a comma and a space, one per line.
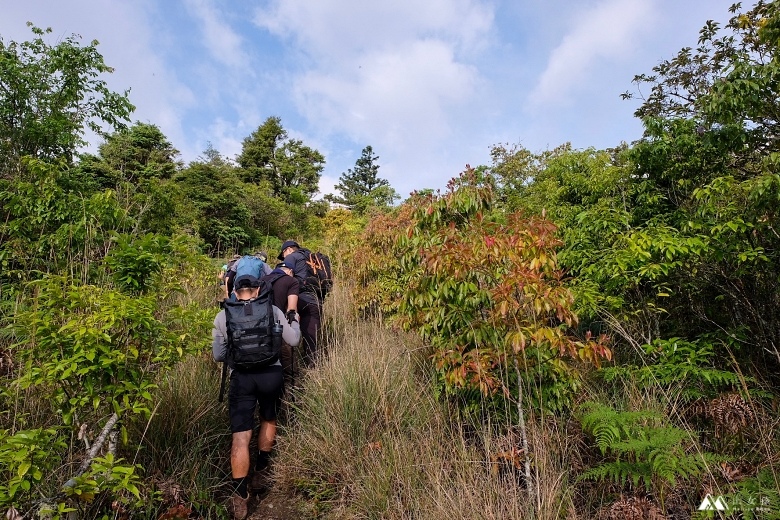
211, 240, 333, 519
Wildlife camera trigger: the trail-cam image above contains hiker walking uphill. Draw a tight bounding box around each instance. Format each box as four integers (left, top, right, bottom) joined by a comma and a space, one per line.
260, 257, 301, 394
212, 274, 301, 519
218, 254, 242, 299
223, 252, 272, 301
277, 240, 333, 367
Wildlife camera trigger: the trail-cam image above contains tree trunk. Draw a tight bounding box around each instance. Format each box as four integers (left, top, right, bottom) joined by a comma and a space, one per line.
513, 359, 533, 506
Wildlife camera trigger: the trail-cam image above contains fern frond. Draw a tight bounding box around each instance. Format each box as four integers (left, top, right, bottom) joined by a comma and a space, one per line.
578, 402, 721, 495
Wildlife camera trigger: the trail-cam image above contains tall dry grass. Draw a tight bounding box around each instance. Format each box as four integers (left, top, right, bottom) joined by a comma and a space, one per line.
270, 278, 780, 518
273, 284, 580, 519
129, 354, 230, 508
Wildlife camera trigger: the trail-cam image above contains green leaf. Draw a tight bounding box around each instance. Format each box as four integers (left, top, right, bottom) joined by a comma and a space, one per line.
17, 462, 31, 478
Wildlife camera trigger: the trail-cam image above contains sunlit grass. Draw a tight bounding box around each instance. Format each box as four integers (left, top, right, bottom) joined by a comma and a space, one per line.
273, 284, 569, 519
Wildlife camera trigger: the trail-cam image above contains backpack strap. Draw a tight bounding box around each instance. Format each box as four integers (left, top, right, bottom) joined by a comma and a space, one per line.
263, 270, 287, 286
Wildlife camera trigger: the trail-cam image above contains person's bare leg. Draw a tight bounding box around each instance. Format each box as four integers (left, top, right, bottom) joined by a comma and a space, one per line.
258, 420, 276, 452
231, 430, 252, 477
228, 430, 252, 519
250, 420, 277, 491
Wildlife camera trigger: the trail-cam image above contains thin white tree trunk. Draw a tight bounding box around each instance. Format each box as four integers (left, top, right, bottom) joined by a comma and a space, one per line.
513, 359, 533, 504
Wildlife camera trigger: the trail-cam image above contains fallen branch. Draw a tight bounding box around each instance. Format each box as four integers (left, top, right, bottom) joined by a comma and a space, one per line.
78, 413, 119, 474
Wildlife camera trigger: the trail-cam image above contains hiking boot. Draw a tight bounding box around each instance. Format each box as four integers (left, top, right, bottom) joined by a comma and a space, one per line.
226, 492, 249, 520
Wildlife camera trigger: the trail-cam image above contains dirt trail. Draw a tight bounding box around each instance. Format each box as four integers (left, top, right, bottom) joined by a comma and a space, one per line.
246, 487, 301, 519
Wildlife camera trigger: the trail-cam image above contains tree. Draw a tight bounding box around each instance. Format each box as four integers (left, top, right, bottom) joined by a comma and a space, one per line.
199, 141, 230, 167
236, 116, 284, 183
0, 159, 128, 285
625, 1, 780, 166
236, 116, 324, 202
0, 24, 134, 178
483, 1, 780, 375
274, 138, 325, 204
622, 1, 780, 367
70, 122, 180, 191
67, 123, 181, 235
173, 156, 251, 252
96, 122, 180, 181
326, 145, 399, 213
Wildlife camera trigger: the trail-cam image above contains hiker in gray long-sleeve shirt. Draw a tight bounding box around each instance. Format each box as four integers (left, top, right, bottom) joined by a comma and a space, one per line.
212, 306, 300, 362
211, 274, 300, 519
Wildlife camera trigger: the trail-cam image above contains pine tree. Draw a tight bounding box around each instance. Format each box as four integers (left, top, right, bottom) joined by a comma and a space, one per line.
326, 146, 398, 213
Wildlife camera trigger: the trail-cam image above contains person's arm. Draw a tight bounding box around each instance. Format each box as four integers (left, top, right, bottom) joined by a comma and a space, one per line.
285, 277, 299, 323
226, 270, 236, 298
212, 311, 228, 362
273, 306, 301, 346
287, 294, 298, 313
219, 270, 229, 300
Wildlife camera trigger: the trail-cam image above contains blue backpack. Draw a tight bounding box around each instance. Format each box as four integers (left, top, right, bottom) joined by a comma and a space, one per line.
233, 255, 266, 279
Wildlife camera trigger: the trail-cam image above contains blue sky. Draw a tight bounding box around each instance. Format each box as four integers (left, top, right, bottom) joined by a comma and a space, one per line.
2, 0, 736, 199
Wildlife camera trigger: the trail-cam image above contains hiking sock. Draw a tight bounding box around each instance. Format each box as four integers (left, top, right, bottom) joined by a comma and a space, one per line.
255, 450, 272, 471
232, 477, 249, 499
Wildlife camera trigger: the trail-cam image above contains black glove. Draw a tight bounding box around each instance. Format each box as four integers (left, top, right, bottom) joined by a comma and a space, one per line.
286, 310, 297, 325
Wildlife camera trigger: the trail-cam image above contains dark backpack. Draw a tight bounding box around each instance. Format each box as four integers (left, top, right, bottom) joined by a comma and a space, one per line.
223, 282, 282, 371
299, 249, 333, 301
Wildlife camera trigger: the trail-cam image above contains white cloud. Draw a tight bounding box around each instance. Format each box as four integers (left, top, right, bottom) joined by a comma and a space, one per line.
3, 0, 740, 200
183, 0, 248, 70
196, 118, 244, 163
250, 0, 495, 193
249, 0, 494, 135
316, 174, 339, 199
294, 40, 481, 148
253, 0, 493, 62
528, 0, 655, 108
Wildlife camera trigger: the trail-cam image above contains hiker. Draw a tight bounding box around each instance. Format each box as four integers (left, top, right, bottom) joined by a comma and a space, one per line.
277, 240, 330, 366
212, 274, 301, 519
218, 254, 242, 300
225, 252, 272, 300
260, 257, 300, 395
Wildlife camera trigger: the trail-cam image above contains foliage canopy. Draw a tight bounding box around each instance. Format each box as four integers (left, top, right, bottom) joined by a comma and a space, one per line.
0, 24, 134, 178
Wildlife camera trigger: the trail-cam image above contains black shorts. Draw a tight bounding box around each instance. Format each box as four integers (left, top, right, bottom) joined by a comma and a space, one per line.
228, 366, 284, 433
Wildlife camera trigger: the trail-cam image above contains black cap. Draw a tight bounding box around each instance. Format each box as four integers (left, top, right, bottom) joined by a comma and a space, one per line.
234, 274, 260, 290
276, 258, 296, 271
277, 240, 299, 260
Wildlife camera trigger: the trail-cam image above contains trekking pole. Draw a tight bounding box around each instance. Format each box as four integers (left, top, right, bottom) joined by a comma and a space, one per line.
218, 361, 228, 402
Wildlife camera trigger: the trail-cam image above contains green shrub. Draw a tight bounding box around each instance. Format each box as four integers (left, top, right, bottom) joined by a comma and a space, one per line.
600, 336, 750, 404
